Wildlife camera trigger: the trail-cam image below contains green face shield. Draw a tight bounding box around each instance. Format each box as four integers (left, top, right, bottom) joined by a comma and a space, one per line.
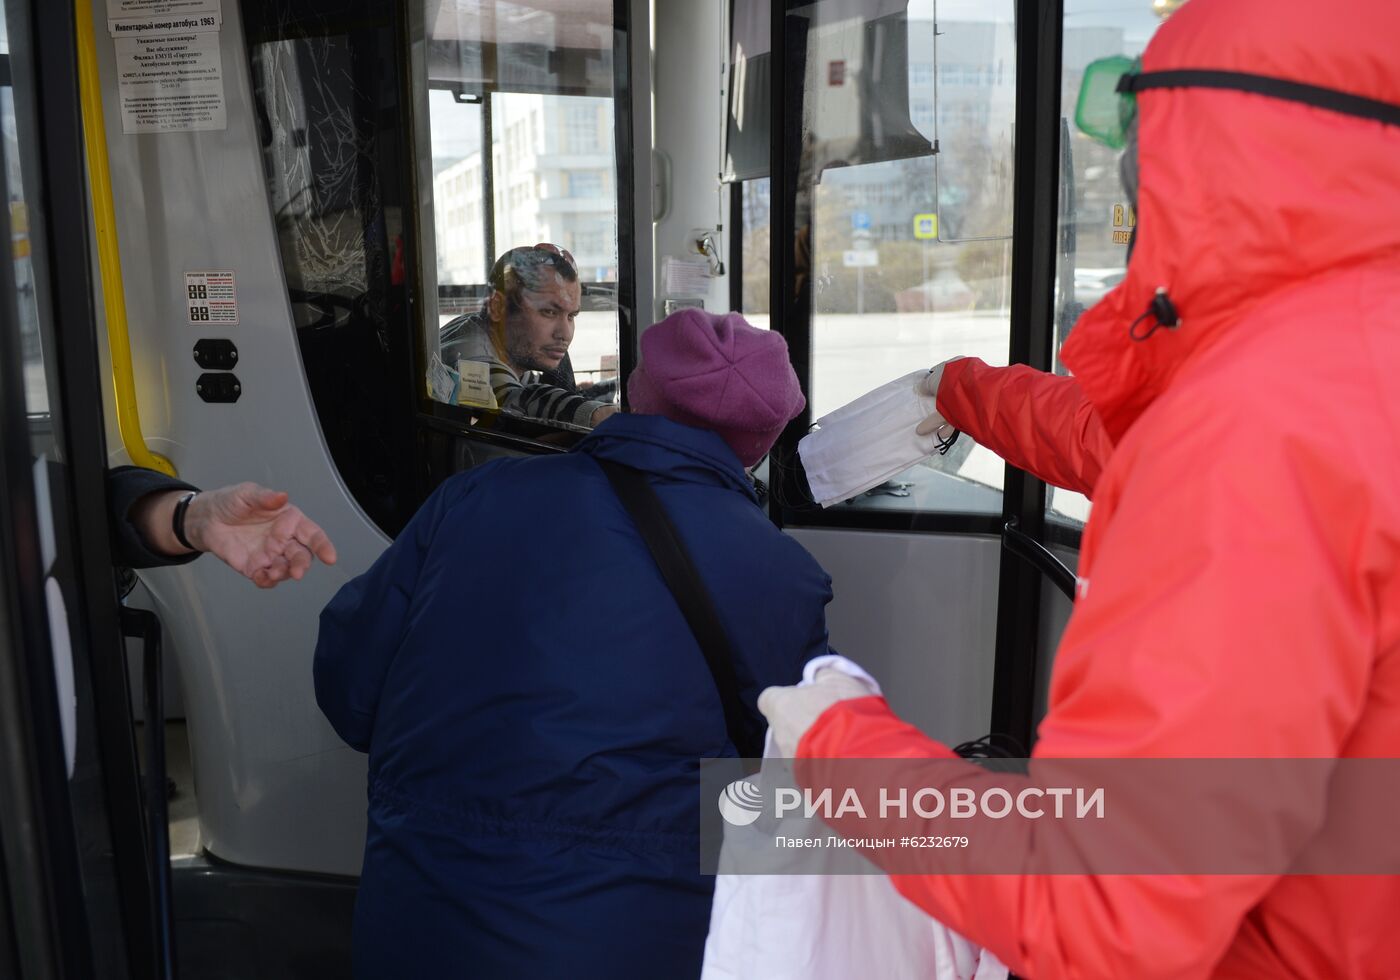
1074, 55, 1140, 149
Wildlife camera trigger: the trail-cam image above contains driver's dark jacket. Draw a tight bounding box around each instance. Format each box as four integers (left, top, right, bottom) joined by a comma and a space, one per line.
314, 413, 833, 979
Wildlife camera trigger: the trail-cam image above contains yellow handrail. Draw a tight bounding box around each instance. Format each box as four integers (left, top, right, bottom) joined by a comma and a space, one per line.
73, 0, 176, 477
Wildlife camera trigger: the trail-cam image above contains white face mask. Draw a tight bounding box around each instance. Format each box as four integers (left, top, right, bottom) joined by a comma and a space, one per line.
797, 369, 948, 508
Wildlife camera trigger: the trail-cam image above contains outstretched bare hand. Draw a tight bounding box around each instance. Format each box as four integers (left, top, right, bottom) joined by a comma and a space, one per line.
184, 483, 338, 588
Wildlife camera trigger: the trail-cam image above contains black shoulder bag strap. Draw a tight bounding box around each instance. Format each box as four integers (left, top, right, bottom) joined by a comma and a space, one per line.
595, 458, 765, 759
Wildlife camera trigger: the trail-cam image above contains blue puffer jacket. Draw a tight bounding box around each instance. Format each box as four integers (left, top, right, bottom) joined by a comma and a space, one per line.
314, 413, 832, 979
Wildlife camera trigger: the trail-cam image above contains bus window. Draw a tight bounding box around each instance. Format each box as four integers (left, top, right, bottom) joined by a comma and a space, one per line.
929, 0, 1016, 243
802, 0, 1015, 515
428, 90, 487, 289
724, 1, 772, 323
246, 4, 420, 535
739, 178, 771, 319
2, 84, 45, 420
418, 2, 621, 432
1047, 0, 1168, 528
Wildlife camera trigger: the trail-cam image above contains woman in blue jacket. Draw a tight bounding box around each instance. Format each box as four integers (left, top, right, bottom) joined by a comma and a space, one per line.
314, 309, 830, 979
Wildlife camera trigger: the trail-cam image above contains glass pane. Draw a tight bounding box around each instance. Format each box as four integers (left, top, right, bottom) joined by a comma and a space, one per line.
2, 86, 44, 417
740, 178, 771, 319
246, 7, 418, 535
430, 90, 487, 289
491, 92, 617, 390
0, 1, 134, 966
724, 0, 771, 182
800, 0, 1013, 515
928, 0, 1017, 242
1049, 0, 1169, 527
420, 2, 620, 434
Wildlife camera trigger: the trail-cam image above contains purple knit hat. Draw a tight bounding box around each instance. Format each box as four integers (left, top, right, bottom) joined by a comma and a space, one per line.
627, 309, 805, 467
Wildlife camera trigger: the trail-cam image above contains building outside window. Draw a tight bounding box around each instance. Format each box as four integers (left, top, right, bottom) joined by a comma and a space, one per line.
569, 171, 604, 198
563, 104, 600, 153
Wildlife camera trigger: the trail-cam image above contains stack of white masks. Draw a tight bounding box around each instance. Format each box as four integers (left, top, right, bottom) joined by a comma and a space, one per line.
798, 369, 949, 508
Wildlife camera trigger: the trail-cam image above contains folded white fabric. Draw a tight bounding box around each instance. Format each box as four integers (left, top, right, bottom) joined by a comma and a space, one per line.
702, 654, 1009, 980
798, 371, 945, 508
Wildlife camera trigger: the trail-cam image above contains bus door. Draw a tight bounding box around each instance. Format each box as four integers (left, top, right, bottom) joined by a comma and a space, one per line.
0, 0, 170, 974
732, 0, 1170, 749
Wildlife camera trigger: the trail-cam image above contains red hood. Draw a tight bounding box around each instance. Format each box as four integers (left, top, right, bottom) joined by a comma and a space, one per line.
1060, 0, 1400, 441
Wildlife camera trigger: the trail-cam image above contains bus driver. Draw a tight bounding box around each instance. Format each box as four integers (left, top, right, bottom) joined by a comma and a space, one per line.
439, 243, 619, 428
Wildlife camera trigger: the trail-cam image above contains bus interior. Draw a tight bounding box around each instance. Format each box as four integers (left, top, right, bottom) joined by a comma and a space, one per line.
0, 0, 1172, 976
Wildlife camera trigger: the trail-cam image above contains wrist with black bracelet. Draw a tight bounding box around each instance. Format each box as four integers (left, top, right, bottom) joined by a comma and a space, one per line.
171, 490, 199, 553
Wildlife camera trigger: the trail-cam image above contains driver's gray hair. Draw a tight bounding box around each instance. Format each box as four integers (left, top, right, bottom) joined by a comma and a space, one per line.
488, 246, 579, 315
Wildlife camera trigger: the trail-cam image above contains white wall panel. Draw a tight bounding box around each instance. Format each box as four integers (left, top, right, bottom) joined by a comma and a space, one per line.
786, 527, 1001, 746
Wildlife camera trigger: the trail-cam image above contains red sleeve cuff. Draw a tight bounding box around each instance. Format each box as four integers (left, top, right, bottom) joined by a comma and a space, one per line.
797, 695, 960, 761
935, 355, 981, 432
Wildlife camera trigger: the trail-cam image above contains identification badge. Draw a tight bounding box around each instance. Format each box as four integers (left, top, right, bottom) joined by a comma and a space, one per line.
456, 359, 498, 409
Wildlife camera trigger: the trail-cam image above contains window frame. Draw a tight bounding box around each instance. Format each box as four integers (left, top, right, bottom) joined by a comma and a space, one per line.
409, 10, 637, 450
763, 0, 1022, 536
754, 0, 1075, 751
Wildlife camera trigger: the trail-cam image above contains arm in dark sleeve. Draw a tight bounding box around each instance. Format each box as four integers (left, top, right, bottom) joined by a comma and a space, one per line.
313, 475, 470, 752
106, 465, 201, 569
446, 322, 610, 427
491, 362, 611, 428
747, 544, 834, 708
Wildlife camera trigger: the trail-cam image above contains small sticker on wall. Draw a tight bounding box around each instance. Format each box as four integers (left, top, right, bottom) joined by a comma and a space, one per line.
185, 270, 237, 324
1111, 203, 1137, 246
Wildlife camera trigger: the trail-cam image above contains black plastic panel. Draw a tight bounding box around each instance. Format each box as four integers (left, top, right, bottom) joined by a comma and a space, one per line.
195, 373, 242, 404
192, 339, 238, 371
173, 858, 356, 980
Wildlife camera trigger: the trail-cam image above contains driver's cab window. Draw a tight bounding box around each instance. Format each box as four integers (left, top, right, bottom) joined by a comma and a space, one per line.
418, 2, 621, 437
797, 0, 1015, 516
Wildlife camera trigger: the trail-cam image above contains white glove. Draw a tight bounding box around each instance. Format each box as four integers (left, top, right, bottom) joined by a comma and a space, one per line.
757, 668, 880, 757
915, 357, 963, 437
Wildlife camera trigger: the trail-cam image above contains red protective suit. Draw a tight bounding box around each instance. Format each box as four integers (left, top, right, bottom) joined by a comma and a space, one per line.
799, 0, 1400, 976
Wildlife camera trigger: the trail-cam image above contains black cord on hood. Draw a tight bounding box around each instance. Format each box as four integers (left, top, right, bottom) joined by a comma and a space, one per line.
1129, 287, 1182, 341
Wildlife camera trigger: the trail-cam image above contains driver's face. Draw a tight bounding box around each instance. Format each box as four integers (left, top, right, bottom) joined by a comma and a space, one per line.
503, 276, 582, 374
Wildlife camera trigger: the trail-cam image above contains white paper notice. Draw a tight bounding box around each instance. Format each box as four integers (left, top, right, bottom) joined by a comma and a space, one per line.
109, 0, 219, 17
112, 12, 226, 134
662, 256, 712, 297
185, 270, 237, 324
